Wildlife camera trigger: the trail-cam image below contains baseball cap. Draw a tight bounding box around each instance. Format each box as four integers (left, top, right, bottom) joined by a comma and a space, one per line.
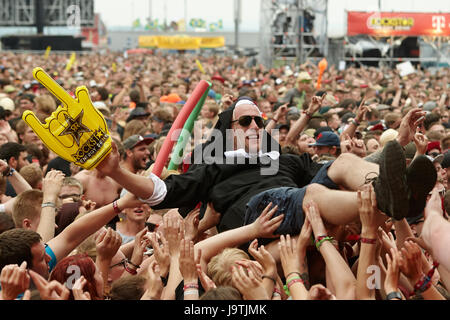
309, 131, 340, 147
122, 135, 154, 150
297, 72, 312, 83
93, 101, 110, 115
423, 101, 438, 112
0, 97, 15, 111
379, 129, 398, 147
126, 107, 150, 123
426, 154, 444, 164
3, 85, 16, 93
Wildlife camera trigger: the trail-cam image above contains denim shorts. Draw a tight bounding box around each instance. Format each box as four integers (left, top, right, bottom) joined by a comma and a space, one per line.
244, 161, 337, 242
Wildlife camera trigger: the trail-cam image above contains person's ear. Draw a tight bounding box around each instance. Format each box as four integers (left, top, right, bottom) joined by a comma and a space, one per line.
126, 149, 133, 159
22, 218, 32, 230
8, 157, 17, 169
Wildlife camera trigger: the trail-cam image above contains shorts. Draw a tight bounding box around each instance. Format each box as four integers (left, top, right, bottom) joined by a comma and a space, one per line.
244, 161, 337, 242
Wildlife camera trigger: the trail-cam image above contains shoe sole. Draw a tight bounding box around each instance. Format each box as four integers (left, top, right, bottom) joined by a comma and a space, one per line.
406, 155, 437, 217
379, 141, 409, 220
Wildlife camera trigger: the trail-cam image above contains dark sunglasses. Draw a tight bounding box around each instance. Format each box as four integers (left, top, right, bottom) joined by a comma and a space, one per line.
231, 115, 264, 128
145, 222, 159, 232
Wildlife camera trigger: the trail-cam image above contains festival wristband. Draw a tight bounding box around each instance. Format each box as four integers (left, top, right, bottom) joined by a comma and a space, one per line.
315, 236, 334, 250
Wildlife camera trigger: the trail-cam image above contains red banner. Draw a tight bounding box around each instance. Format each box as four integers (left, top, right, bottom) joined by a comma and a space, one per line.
347, 11, 450, 36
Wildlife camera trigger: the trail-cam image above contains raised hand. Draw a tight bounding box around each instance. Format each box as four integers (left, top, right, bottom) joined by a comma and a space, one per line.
72, 276, 92, 300
129, 227, 150, 269
384, 248, 402, 296
149, 232, 170, 278
250, 202, 284, 238
42, 170, 65, 203
29, 270, 70, 300
178, 238, 197, 284
95, 227, 122, 262
196, 249, 216, 292
0, 261, 30, 300
248, 239, 277, 280
141, 260, 163, 300
231, 265, 269, 300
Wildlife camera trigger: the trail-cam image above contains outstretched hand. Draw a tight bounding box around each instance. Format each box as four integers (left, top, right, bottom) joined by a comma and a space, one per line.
250, 202, 284, 238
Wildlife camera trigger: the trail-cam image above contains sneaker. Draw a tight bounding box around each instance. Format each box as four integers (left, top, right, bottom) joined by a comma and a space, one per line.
406, 155, 437, 218
372, 140, 409, 220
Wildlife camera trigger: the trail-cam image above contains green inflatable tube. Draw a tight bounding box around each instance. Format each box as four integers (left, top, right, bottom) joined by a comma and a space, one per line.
167, 82, 211, 170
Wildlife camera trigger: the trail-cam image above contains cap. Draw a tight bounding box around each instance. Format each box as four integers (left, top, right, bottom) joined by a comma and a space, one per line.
0, 97, 15, 111
314, 126, 333, 139
379, 129, 398, 147
93, 101, 110, 115
423, 101, 438, 112
427, 141, 442, 154
3, 85, 16, 93
296, 72, 312, 83
126, 107, 150, 122
309, 131, 340, 147
122, 135, 154, 150
426, 154, 444, 164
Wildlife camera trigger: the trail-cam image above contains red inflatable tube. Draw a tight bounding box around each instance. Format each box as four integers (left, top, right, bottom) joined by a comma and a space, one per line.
151, 79, 210, 177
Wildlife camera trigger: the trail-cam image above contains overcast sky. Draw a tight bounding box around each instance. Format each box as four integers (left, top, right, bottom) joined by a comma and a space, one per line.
94, 0, 450, 36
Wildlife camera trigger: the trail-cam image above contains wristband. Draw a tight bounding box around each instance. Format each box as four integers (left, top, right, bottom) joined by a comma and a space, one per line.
351, 119, 360, 126
183, 283, 199, 291
302, 110, 312, 118
273, 287, 282, 296
262, 275, 276, 285
272, 118, 279, 123
124, 265, 137, 275
287, 277, 303, 289
315, 236, 334, 250
184, 289, 199, 296
386, 291, 402, 300
360, 237, 377, 244
410, 261, 439, 296
286, 271, 301, 280
41, 202, 56, 209
112, 200, 121, 214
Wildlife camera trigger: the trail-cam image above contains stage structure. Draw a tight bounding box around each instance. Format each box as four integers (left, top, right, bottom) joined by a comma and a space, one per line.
0, 0, 95, 50
259, 0, 328, 67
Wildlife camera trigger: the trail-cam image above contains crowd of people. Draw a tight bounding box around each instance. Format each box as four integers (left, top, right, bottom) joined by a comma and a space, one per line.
0, 50, 449, 301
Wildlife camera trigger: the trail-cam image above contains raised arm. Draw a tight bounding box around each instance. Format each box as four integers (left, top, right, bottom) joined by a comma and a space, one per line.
37, 170, 65, 243
46, 191, 141, 263
285, 95, 323, 145
0, 160, 32, 195
305, 200, 356, 300
355, 185, 385, 300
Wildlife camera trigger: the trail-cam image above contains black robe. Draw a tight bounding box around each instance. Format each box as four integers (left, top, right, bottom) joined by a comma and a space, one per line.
152, 96, 323, 232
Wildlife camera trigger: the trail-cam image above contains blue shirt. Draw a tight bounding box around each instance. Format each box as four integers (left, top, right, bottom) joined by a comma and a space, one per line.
45, 244, 57, 272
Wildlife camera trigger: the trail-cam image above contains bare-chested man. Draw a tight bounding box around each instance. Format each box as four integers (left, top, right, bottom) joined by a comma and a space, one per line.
74, 169, 122, 208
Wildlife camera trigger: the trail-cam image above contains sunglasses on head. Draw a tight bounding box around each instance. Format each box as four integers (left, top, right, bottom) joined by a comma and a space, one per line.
231, 115, 264, 128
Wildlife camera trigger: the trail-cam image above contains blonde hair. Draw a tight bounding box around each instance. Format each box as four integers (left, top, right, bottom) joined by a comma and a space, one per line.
35, 94, 57, 115
207, 248, 249, 287
123, 120, 146, 141
12, 189, 43, 227
19, 163, 43, 189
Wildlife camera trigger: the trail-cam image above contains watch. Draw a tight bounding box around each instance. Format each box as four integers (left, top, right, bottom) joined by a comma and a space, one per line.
386, 291, 402, 300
